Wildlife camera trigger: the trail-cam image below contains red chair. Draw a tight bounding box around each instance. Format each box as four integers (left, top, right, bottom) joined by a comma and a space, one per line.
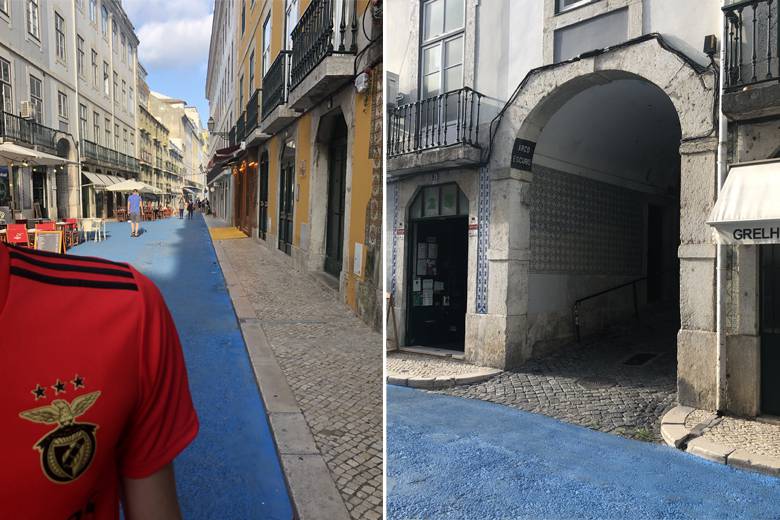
6, 224, 31, 247
35, 222, 56, 231
64, 218, 79, 247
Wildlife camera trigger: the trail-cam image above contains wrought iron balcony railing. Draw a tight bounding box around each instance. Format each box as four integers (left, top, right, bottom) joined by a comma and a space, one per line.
236, 112, 245, 142
723, 0, 780, 91
262, 51, 292, 119
388, 87, 484, 158
80, 139, 139, 172
290, 0, 357, 90
245, 90, 259, 137
0, 111, 58, 153
229, 126, 236, 147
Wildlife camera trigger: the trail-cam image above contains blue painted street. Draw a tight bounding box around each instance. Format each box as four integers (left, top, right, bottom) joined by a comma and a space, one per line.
71, 216, 293, 519
387, 385, 780, 520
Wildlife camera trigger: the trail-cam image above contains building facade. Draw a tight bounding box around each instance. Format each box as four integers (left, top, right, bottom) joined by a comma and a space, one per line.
387, 0, 780, 418
0, 0, 141, 221
207, 0, 383, 330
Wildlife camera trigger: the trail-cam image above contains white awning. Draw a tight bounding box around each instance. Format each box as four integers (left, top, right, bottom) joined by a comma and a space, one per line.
82, 171, 108, 187
0, 142, 76, 166
708, 159, 780, 244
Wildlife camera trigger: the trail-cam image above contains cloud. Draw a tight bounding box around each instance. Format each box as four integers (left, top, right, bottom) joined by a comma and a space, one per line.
136, 15, 213, 70
123, 0, 212, 27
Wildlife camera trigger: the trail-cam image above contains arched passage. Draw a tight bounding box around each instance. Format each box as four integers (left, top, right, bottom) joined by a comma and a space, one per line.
472, 36, 718, 377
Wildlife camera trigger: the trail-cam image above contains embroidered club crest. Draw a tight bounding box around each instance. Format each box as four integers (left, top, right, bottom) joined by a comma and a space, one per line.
19, 391, 101, 483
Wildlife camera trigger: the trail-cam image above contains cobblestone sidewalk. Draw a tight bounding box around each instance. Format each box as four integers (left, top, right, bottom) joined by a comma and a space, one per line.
214, 233, 382, 520
685, 409, 780, 459
441, 329, 678, 442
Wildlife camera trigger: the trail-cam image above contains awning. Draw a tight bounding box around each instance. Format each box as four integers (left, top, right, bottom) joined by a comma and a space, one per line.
82, 172, 107, 187
708, 159, 780, 244
0, 142, 77, 166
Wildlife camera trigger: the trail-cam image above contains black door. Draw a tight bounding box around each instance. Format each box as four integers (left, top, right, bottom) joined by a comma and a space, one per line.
324, 134, 347, 277
278, 159, 294, 255
406, 217, 469, 349
258, 153, 269, 240
761, 245, 780, 415
32, 168, 47, 218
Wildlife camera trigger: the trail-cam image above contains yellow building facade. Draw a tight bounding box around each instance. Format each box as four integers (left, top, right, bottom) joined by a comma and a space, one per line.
214, 0, 383, 329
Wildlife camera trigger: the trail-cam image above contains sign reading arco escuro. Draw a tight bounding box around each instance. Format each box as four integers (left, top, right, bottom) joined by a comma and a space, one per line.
511, 139, 536, 170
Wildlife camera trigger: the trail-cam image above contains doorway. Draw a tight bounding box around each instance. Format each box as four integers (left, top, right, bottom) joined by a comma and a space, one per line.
278, 141, 295, 255
32, 167, 47, 218
406, 184, 469, 350
324, 118, 348, 278
760, 245, 780, 415
258, 152, 269, 240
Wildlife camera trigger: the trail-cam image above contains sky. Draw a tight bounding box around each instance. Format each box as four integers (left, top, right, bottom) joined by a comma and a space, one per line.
123, 0, 214, 126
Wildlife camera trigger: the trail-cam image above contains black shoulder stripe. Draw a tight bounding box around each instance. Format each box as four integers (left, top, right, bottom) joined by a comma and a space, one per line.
6, 244, 130, 269
9, 251, 135, 279
10, 266, 139, 291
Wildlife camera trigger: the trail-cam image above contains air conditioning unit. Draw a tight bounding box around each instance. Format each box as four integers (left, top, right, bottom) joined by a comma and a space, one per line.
20, 101, 34, 119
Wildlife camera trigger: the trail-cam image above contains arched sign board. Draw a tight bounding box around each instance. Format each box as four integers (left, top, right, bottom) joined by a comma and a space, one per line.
511, 139, 536, 171
35, 230, 64, 254
708, 160, 780, 245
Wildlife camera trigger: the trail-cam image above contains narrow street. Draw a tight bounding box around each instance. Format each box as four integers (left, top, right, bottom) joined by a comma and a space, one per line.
70, 216, 293, 519
208, 216, 383, 520
387, 385, 780, 520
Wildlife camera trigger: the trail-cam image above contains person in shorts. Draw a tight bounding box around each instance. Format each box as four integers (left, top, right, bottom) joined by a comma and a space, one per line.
128, 189, 142, 237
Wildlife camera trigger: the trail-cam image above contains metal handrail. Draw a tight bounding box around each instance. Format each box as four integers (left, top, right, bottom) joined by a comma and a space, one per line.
572, 277, 647, 342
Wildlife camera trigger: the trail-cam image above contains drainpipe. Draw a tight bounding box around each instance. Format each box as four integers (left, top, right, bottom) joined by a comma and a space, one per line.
715, 0, 728, 413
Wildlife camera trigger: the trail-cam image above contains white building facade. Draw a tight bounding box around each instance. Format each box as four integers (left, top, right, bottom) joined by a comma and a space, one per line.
387, 0, 780, 417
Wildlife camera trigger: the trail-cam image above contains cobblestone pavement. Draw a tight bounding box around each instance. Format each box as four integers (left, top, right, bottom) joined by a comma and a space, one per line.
217, 236, 383, 520
686, 411, 780, 458
441, 326, 678, 442
387, 351, 497, 378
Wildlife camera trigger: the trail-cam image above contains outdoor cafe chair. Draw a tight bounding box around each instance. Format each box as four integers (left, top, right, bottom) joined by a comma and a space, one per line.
35, 222, 56, 232
64, 218, 80, 248
6, 224, 31, 247
81, 219, 100, 242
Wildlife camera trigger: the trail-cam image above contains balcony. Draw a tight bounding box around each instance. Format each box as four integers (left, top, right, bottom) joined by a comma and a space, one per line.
243, 89, 270, 146
261, 51, 297, 134
722, 0, 780, 120
387, 87, 485, 176
229, 126, 237, 147
287, 0, 358, 111
0, 111, 58, 153
81, 139, 139, 174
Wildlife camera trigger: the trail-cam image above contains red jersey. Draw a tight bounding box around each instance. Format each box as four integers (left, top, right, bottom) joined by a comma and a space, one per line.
0, 242, 199, 519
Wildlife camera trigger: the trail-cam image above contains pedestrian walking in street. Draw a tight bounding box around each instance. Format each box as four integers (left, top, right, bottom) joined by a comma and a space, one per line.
187, 200, 194, 220
178, 196, 185, 219
0, 240, 199, 519
128, 189, 142, 238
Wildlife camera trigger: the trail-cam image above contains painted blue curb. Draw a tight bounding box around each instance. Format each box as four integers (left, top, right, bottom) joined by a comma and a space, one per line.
71, 216, 294, 519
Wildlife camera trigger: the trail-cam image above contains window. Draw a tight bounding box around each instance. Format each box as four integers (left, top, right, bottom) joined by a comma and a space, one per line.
121, 80, 126, 109
557, 0, 593, 13
103, 61, 109, 95
29, 75, 42, 123
76, 0, 83, 9
27, 0, 40, 39
89, 0, 96, 22
420, 0, 465, 99
54, 13, 67, 61
112, 19, 117, 48
0, 0, 7, 15
129, 86, 134, 113
77, 36, 85, 76
0, 58, 11, 113
92, 50, 98, 87
101, 4, 108, 36
121, 33, 126, 62
239, 74, 244, 109
262, 14, 272, 74
241, 1, 246, 34
79, 104, 87, 139
93, 111, 100, 144
123, 128, 128, 154
57, 91, 68, 120
127, 44, 132, 64
114, 123, 119, 150
249, 51, 255, 91
113, 72, 118, 103
129, 132, 134, 156
105, 118, 110, 147
285, 0, 297, 51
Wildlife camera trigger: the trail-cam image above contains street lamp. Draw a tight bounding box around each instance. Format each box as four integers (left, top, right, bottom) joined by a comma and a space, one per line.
207, 116, 230, 138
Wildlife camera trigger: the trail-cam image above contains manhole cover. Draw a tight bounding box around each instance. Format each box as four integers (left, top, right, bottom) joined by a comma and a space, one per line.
577, 376, 617, 389
623, 352, 659, 366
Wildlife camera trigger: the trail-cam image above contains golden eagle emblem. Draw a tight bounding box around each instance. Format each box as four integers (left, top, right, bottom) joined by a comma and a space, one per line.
19, 391, 101, 483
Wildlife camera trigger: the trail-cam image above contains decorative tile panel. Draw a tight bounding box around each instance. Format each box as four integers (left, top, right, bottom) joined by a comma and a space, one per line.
390, 181, 399, 299
530, 165, 644, 275
476, 166, 491, 313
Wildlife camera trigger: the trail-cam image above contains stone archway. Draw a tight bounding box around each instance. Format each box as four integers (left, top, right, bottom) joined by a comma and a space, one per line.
471, 34, 719, 407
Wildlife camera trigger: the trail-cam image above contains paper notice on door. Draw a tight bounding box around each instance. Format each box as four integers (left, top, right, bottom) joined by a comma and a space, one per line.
422, 288, 433, 306
417, 243, 428, 259
422, 279, 434, 289
428, 243, 438, 259
416, 258, 427, 274
413, 278, 421, 292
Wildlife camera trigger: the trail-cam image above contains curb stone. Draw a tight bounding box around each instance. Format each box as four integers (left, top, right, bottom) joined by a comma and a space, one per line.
661, 406, 780, 478
386, 369, 501, 389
